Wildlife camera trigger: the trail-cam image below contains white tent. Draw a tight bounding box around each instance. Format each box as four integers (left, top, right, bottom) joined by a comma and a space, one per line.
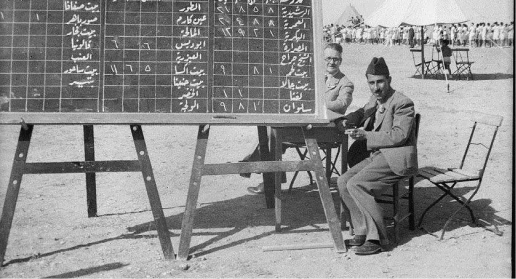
335, 4, 361, 26
365, 0, 469, 80
365, 0, 468, 27
364, 0, 412, 27
402, 0, 468, 26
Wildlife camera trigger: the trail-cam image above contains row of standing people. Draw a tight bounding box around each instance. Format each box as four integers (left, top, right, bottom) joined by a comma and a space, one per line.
324, 22, 515, 48
436, 22, 514, 48
324, 25, 433, 48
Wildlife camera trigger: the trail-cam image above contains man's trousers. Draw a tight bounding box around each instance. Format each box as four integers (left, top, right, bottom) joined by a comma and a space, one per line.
337, 150, 403, 244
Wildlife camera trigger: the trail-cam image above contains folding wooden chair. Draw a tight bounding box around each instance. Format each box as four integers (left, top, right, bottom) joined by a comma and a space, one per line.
413, 113, 503, 240
285, 142, 341, 192
452, 48, 474, 80
426, 44, 444, 77
410, 48, 432, 77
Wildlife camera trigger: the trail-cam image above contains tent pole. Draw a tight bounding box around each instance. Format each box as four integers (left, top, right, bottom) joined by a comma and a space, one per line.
421, 26, 425, 79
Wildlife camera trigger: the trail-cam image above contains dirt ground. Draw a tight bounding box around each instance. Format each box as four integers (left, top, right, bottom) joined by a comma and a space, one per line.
0, 44, 513, 278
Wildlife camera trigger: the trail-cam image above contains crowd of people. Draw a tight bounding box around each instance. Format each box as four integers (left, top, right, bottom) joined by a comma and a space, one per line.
323, 21, 515, 48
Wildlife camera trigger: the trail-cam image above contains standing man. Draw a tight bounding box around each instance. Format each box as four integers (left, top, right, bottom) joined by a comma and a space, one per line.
335, 57, 418, 255
408, 25, 415, 48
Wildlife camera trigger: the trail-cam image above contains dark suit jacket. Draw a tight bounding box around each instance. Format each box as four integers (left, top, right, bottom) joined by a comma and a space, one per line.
344, 91, 418, 176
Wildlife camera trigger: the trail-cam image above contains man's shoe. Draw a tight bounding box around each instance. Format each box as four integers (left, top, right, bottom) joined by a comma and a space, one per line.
354, 240, 383, 255
247, 183, 264, 194
345, 235, 366, 247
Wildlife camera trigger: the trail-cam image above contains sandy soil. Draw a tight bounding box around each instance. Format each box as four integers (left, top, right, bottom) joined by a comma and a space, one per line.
0, 44, 513, 278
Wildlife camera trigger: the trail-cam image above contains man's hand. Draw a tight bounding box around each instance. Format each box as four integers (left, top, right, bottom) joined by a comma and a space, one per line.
334, 118, 348, 133
347, 128, 367, 140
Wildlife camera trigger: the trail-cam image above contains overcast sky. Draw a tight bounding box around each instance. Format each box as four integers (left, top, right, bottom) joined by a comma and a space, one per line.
322, 0, 514, 25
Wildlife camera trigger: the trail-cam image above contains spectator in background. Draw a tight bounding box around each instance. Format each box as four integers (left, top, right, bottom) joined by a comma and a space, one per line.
330, 24, 337, 42
408, 25, 415, 48
493, 22, 500, 46
450, 24, 457, 46
481, 22, 487, 47
441, 40, 453, 77
486, 23, 493, 47
468, 22, 476, 48
507, 22, 514, 47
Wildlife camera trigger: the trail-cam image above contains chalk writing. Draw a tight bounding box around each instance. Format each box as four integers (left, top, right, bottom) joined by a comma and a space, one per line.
0, 0, 317, 115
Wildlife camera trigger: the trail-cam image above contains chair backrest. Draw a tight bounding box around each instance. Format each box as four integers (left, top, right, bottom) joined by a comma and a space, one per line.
414, 113, 421, 142
460, 114, 503, 178
410, 49, 421, 65
453, 48, 471, 64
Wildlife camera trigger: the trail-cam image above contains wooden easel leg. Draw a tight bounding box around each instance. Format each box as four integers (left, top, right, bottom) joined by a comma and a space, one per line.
303, 131, 346, 253
0, 124, 33, 265
178, 125, 209, 260
83, 125, 97, 218
257, 126, 275, 209
130, 125, 174, 260
270, 128, 283, 232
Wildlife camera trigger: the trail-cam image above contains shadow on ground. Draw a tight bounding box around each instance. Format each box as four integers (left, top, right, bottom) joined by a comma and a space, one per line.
4, 177, 511, 265
410, 73, 513, 80
127, 176, 511, 256
44, 262, 128, 278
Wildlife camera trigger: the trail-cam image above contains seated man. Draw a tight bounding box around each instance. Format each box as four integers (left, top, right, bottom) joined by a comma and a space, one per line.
245, 43, 354, 194
335, 57, 418, 255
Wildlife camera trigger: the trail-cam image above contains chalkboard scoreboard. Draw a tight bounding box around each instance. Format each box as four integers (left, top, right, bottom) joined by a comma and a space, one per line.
0, 0, 327, 124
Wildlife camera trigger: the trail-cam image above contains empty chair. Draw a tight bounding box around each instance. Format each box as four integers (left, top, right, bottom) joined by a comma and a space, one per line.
414, 113, 503, 240
452, 48, 474, 80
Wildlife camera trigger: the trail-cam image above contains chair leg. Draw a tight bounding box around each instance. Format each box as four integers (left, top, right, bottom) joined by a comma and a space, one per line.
392, 182, 400, 245
287, 171, 300, 193
435, 182, 476, 223
330, 146, 341, 176
417, 190, 450, 228
290, 147, 314, 188
340, 201, 354, 235
408, 176, 415, 230
439, 183, 481, 240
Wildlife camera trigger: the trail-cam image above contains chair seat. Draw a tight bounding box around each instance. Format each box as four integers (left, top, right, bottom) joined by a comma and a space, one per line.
456, 61, 474, 65
283, 141, 340, 149
418, 167, 480, 183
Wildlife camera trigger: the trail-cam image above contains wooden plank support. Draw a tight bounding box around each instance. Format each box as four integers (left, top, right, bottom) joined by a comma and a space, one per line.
0, 124, 175, 266
0, 124, 33, 266
130, 125, 174, 260
263, 242, 334, 252
84, 125, 97, 217
177, 125, 347, 260
201, 161, 315, 175
23, 161, 142, 174
178, 125, 210, 260
302, 127, 346, 253
257, 126, 275, 209
271, 128, 283, 232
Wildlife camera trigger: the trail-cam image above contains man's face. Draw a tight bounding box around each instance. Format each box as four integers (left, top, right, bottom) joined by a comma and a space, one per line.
324, 48, 342, 75
366, 74, 392, 103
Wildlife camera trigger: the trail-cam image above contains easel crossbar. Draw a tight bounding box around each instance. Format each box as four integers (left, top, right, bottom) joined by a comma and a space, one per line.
202, 161, 315, 176
23, 161, 141, 174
